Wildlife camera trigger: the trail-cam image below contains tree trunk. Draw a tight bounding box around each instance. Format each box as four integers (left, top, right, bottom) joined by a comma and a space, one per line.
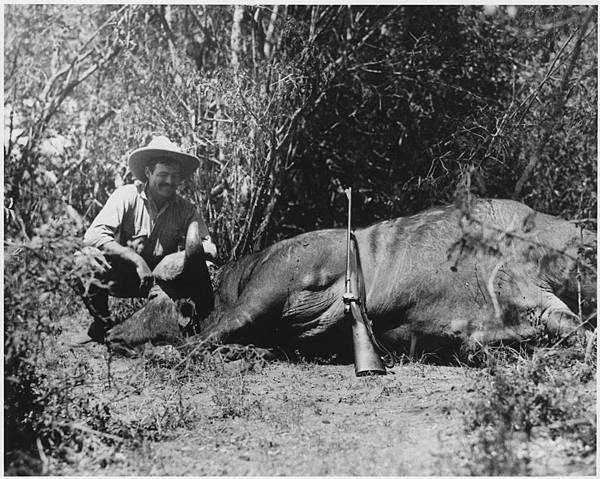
264, 5, 279, 58
230, 5, 244, 72
252, 7, 265, 64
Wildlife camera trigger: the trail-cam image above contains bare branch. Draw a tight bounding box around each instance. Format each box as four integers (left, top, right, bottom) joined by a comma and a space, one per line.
513, 8, 595, 199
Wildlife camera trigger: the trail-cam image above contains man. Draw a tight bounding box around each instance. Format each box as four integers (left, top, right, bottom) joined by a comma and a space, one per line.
74, 136, 216, 344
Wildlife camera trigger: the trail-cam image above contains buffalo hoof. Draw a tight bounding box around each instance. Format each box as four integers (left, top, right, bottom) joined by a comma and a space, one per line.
544, 310, 581, 338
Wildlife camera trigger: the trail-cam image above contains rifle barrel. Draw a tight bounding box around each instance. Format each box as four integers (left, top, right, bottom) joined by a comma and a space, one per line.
345, 187, 352, 296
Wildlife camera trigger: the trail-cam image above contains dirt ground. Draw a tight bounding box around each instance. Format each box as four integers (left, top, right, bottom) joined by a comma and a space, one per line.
54, 342, 476, 475
48, 315, 595, 476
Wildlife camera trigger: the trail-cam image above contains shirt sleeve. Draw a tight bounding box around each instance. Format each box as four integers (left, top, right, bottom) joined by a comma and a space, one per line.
84, 186, 132, 248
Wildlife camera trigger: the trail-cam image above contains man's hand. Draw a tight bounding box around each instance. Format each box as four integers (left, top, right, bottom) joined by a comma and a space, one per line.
135, 260, 154, 295
202, 237, 218, 261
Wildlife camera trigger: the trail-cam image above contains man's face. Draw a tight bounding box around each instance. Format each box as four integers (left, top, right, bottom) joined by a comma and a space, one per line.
145, 161, 182, 201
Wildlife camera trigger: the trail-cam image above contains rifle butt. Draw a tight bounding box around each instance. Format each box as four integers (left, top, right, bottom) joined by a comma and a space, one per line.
350, 303, 386, 376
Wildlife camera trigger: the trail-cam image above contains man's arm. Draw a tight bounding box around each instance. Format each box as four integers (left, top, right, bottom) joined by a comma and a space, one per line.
100, 241, 154, 293
84, 186, 153, 293
185, 207, 217, 261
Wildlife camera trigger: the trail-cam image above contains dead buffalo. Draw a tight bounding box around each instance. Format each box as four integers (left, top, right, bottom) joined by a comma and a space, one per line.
106, 198, 596, 359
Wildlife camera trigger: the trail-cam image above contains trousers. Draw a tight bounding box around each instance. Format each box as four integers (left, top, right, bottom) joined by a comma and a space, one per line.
72, 246, 214, 326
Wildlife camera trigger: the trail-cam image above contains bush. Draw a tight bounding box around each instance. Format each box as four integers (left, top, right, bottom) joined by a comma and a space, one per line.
466, 348, 596, 475
4, 216, 86, 473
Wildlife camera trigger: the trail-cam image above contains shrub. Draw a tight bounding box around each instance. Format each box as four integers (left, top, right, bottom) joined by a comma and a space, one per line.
4, 216, 86, 473
466, 348, 596, 475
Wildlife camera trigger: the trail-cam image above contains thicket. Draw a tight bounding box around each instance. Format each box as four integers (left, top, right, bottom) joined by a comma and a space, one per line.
4, 4, 597, 474
5, 6, 597, 248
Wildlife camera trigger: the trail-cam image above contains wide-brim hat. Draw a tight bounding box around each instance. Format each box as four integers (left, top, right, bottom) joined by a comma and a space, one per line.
128, 136, 200, 181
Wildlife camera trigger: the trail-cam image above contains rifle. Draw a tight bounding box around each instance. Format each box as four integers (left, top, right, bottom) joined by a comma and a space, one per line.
343, 188, 387, 376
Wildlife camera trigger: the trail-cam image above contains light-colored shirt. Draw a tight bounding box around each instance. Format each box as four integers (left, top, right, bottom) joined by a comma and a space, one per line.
84, 183, 209, 268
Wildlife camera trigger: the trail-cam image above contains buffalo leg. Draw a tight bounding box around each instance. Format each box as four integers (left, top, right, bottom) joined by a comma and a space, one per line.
409, 334, 418, 359
200, 309, 262, 344
468, 322, 538, 347
540, 292, 582, 342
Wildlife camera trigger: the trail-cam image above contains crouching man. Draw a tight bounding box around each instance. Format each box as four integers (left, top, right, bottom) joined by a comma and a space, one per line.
73, 136, 216, 344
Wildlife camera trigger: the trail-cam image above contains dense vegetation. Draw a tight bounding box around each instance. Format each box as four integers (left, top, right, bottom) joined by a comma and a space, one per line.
4, 5, 597, 474
5, 5, 597, 249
